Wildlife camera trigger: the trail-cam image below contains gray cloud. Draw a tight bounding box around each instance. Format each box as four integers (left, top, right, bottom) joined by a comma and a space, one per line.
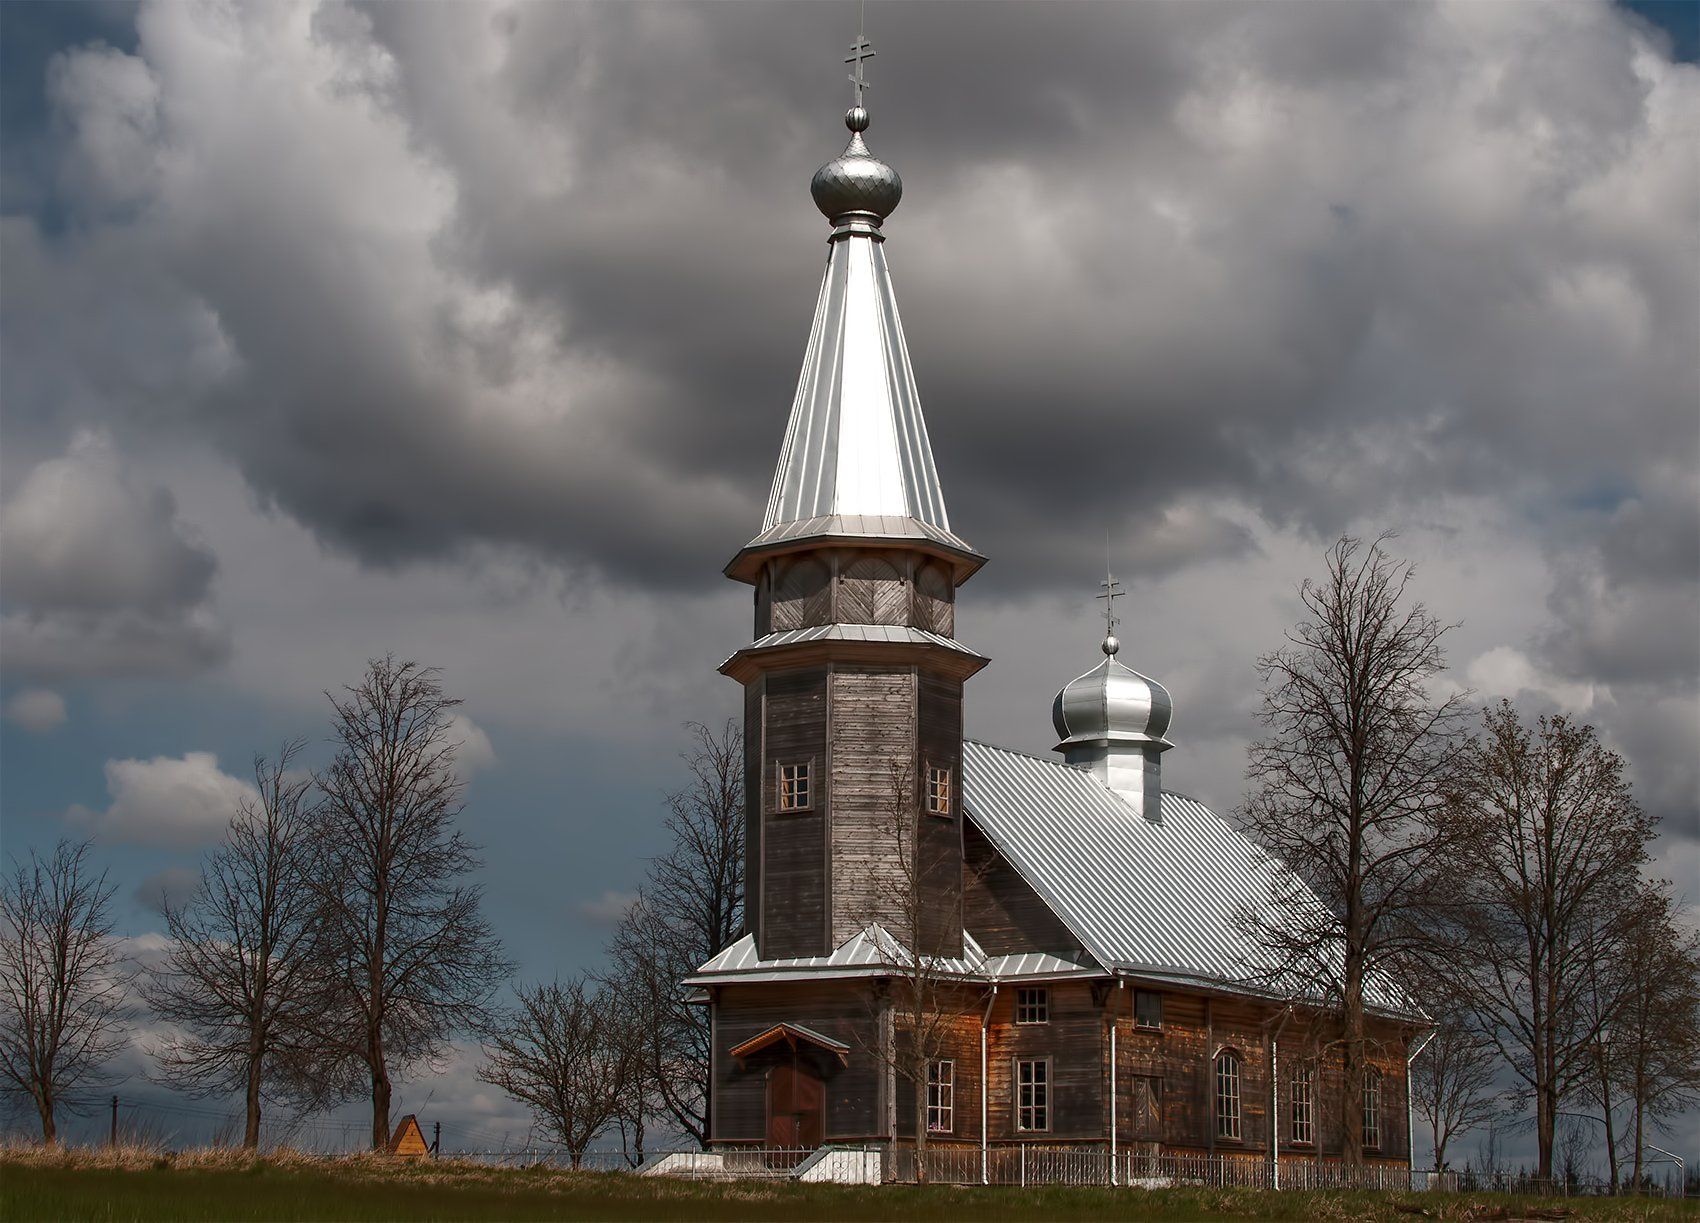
0, 430, 230, 679
2, 687, 66, 733
2, 1, 1688, 608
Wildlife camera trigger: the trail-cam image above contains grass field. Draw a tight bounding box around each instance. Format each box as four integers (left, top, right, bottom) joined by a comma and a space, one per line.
2, 1148, 1695, 1222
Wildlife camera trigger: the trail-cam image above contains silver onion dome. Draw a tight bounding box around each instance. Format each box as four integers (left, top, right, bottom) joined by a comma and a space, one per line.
811, 108, 903, 225
1051, 635, 1175, 748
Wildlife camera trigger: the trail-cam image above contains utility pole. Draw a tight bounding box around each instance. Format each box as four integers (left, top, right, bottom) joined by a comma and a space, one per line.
432, 1121, 441, 1158
110, 1095, 118, 1146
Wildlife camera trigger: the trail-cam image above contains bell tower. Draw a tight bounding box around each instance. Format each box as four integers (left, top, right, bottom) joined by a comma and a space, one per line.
721, 74, 985, 961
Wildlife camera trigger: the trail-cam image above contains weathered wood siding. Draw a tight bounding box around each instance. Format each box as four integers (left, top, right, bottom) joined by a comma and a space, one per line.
963, 822, 1081, 957
915, 672, 964, 956
743, 678, 763, 946
827, 665, 916, 946
890, 988, 984, 1143
760, 667, 829, 959
985, 981, 1105, 1140
712, 982, 884, 1143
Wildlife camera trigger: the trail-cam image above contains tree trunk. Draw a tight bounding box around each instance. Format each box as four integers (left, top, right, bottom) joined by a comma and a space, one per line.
245, 1049, 264, 1149
1599, 1057, 1618, 1194
37, 1094, 56, 1146
1342, 994, 1365, 1173
371, 1055, 392, 1151
913, 1068, 929, 1184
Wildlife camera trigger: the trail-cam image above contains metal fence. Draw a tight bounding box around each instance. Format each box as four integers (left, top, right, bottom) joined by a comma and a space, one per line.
883, 1146, 1457, 1189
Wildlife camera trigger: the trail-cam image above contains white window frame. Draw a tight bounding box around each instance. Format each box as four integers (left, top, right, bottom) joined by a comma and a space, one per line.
925, 763, 952, 817
776, 760, 812, 812
1362, 1069, 1382, 1149
1016, 1058, 1050, 1133
927, 1060, 954, 1133
1289, 1063, 1314, 1145
1015, 987, 1049, 1025
1215, 1049, 1242, 1141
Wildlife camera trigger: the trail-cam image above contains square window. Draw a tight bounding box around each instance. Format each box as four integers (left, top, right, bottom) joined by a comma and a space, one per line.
1015, 987, 1049, 1024
926, 764, 952, 817
927, 1060, 954, 1133
776, 761, 811, 812
1134, 990, 1163, 1030
1016, 1059, 1049, 1132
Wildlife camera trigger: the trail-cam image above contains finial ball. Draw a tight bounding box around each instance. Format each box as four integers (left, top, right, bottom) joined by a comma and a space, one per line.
845, 106, 870, 133
1102, 634, 1121, 657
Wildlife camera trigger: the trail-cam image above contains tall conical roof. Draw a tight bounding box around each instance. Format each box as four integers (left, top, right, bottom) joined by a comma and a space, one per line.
730, 105, 980, 582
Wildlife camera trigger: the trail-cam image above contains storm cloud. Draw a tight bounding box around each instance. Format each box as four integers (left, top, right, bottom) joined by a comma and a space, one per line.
0, 0, 1695, 1152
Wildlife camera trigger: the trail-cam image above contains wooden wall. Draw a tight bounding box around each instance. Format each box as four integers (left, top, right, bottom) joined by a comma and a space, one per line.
712, 982, 884, 1142
757, 667, 829, 959
962, 823, 1081, 957
712, 975, 1412, 1163
914, 671, 964, 956
984, 981, 1105, 1140
827, 666, 915, 947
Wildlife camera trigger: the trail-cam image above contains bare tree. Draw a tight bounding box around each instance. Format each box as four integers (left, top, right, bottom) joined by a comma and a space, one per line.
1609, 890, 1700, 1190
846, 760, 976, 1183
1411, 997, 1501, 1170
1441, 702, 1653, 1182
479, 975, 623, 1169
309, 656, 512, 1149
603, 719, 743, 1148
144, 740, 324, 1148
1240, 536, 1468, 1170
0, 840, 128, 1143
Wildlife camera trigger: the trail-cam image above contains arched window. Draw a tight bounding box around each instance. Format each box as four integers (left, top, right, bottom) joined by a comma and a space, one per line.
1214, 1049, 1242, 1141
1362, 1068, 1382, 1149
1289, 1062, 1314, 1144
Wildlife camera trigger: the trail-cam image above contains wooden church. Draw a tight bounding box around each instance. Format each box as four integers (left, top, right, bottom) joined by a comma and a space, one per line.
687, 64, 1425, 1177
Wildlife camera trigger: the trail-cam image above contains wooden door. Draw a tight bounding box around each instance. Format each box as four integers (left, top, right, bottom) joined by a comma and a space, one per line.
767, 1059, 825, 1150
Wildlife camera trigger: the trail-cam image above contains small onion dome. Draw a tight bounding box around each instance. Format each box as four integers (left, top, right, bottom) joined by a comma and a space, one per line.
1051, 635, 1174, 748
811, 108, 903, 225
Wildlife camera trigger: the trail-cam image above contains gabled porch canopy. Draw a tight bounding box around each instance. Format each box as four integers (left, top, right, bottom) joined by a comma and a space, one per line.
729, 1022, 850, 1069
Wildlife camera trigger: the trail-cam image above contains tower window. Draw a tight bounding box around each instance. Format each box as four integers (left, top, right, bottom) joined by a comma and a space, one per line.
927, 1060, 954, 1133
925, 764, 952, 817
1215, 1049, 1242, 1140
1134, 989, 1163, 1030
776, 761, 812, 812
1015, 987, 1049, 1024
1015, 1058, 1049, 1132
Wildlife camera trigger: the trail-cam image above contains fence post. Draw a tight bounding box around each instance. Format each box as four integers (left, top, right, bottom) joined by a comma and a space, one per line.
110, 1095, 118, 1146
1020, 1144, 1026, 1188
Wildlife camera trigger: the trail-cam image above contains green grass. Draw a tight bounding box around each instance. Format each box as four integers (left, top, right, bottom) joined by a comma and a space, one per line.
2, 1153, 1695, 1222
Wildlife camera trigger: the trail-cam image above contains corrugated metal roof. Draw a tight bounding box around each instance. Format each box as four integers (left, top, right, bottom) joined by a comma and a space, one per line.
739, 514, 978, 561
689, 925, 1099, 987
727, 623, 983, 660
688, 924, 985, 985
961, 740, 1416, 1016
763, 231, 954, 537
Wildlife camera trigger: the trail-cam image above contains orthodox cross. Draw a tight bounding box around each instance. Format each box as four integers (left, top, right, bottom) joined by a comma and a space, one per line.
845, 34, 875, 107
1097, 570, 1124, 638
